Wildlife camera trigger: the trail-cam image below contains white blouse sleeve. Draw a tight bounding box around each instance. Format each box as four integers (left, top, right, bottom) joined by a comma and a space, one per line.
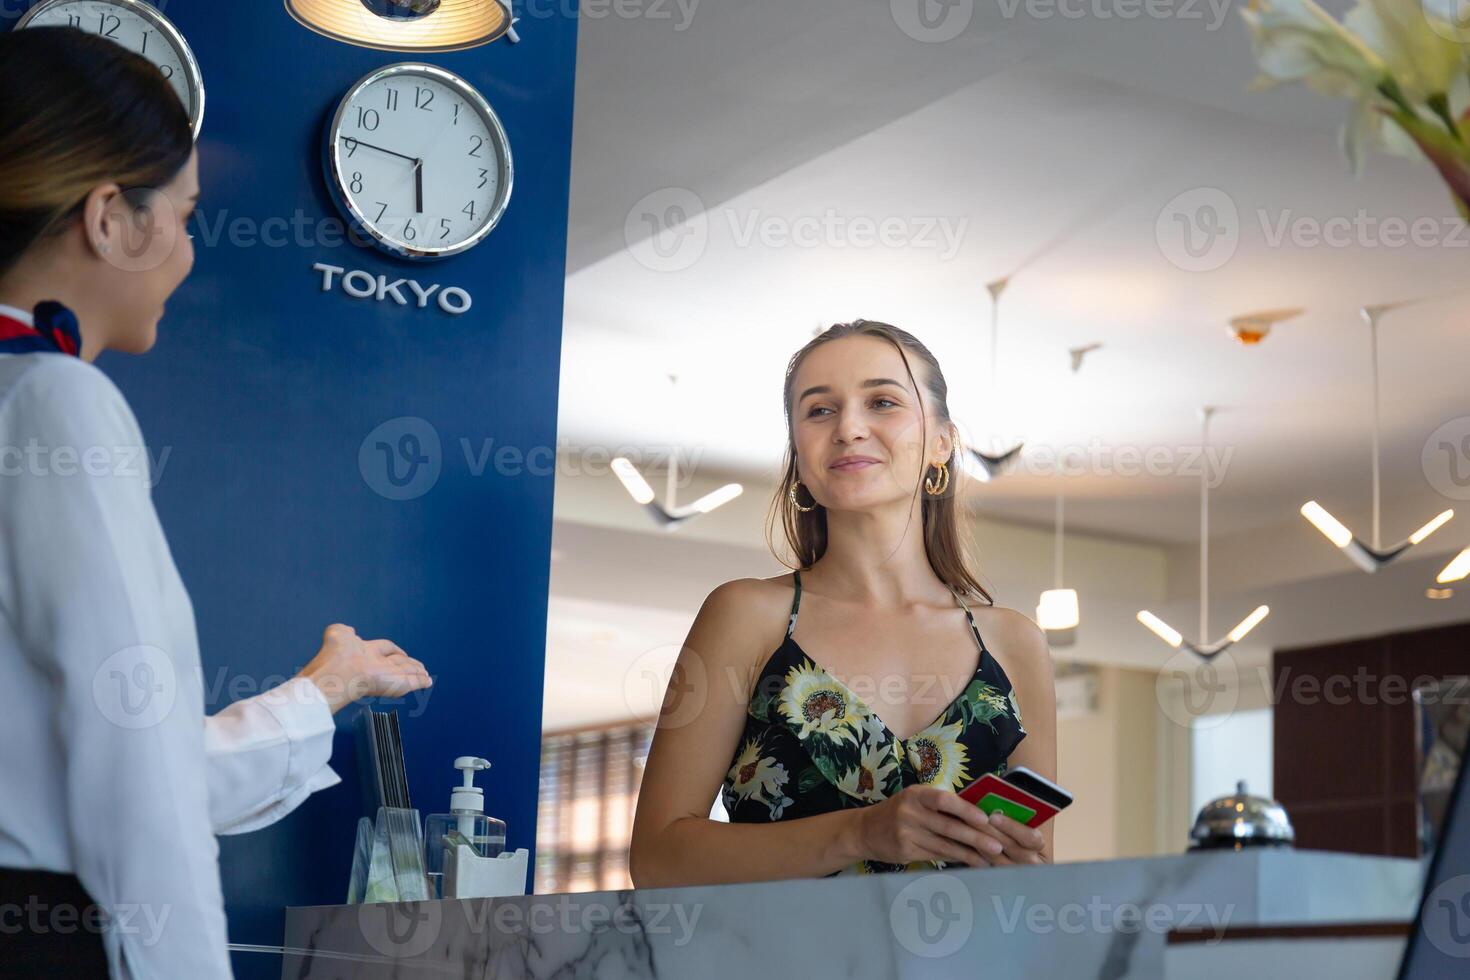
0, 358, 232, 980
205, 677, 342, 836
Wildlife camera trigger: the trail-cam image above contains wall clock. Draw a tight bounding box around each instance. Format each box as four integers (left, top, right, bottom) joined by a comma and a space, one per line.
18, 0, 205, 139
323, 62, 513, 261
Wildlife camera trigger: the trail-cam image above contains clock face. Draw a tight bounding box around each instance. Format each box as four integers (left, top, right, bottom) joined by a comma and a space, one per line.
325, 63, 513, 261
18, 0, 204, 139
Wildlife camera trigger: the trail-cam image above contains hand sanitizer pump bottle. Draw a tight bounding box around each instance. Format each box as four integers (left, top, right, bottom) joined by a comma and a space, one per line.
424, 756, 507, 897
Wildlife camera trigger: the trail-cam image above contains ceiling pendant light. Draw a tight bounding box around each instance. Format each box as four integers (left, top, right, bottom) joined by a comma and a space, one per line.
966, 277, 1025, 482
1036, 488, 1079, 644
1300, 303, 1453, 572
1227, 307, 1303, 345
1437, 547, 1470, 585
284, 0, 518, 52
1035, 342, 1099, 644
611, 375, 742, 531
1137, 407, 1270, 660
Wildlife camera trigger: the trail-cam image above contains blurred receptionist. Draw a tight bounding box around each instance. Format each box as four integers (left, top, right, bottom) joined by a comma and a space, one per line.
0, 27, 431, 979
631, 320, 1058, 886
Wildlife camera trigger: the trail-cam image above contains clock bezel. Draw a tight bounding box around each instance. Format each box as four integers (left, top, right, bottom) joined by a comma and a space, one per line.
17, 0, 206, 141
322, 62, 514, 262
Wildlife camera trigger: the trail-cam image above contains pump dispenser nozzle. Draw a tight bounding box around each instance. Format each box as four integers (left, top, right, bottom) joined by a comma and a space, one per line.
452, 756, 491, 814
425, 756, 508, 897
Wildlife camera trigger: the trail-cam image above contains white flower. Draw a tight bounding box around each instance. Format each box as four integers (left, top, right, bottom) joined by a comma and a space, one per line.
1344, 0, 1464, 101
835, 732, 900, 803
726, 737, 790, 806
1240, 0, 1389, 97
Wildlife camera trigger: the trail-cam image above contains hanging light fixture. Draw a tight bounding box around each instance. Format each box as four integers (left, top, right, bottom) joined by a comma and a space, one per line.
1035, 343, 1100, 644
284, 0, 518, 52
1437, 547, 1470, 585
1137, 407, 1270, 661
611, 375, 742, 531
1227, 307, 1303, 345
965, 276, 1026, 482
1300, 303, 1454, 572
1037, 488, 1079, 643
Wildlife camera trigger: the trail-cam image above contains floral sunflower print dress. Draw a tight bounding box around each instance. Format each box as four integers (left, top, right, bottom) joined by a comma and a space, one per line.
720, 569, 1027, 876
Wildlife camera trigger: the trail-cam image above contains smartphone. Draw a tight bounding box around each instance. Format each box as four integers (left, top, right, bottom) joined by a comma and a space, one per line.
1002, 767, 1072, 810
957, 766, 1073, 829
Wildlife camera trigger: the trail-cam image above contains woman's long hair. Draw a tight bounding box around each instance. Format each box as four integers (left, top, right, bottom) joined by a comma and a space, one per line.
766, 319, 995, 604
0, 26, 193, 281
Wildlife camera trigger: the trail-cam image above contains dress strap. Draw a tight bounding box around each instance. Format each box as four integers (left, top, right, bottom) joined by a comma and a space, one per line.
787, 569, 803, 638
948, 586, 990, 655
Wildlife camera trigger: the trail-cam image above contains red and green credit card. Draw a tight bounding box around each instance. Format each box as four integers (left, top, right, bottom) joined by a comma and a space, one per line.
957, 773, 1061, 828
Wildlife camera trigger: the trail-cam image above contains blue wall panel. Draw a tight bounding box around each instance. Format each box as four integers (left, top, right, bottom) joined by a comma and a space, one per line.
8, 3, 578, 975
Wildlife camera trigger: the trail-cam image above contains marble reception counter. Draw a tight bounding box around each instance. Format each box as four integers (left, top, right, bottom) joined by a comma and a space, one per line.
280, 849, 1422, 979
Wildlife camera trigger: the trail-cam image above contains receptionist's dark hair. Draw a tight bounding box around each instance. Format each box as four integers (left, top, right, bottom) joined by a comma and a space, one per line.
0, 26, 193, 281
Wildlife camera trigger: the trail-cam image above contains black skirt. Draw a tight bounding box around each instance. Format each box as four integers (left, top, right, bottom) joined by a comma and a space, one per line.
0, 867, 109, 979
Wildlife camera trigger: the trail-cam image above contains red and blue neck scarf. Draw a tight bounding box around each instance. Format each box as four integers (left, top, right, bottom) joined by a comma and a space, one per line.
0, 302, 82, 358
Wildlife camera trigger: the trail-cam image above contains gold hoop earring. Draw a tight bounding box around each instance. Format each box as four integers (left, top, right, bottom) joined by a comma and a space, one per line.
788, 480, 817, 513
924, 461, 950, 496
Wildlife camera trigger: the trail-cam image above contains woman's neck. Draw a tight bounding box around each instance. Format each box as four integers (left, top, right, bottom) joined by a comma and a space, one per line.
806, 497, 947, 609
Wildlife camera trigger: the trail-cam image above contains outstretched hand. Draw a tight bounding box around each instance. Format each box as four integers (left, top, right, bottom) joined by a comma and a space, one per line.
298, 623, 432, 714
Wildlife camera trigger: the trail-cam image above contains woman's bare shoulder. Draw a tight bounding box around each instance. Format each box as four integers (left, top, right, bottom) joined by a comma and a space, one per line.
970, 603, 1051, 675
698, 573, 797, 626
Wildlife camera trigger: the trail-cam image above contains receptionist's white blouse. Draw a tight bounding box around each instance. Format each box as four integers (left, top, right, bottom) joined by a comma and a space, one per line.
0, 308, 340, 980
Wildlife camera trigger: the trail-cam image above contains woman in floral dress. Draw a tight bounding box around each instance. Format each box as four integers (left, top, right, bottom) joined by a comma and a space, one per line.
631, 320, 1057, 886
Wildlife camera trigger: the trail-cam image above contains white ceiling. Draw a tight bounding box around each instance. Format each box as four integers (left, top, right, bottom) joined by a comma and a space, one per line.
557, 0, 1470, 547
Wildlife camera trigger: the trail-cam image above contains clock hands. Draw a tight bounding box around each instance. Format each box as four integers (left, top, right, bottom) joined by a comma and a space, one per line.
343, 137, 414, 163
341, 137, 424, 215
